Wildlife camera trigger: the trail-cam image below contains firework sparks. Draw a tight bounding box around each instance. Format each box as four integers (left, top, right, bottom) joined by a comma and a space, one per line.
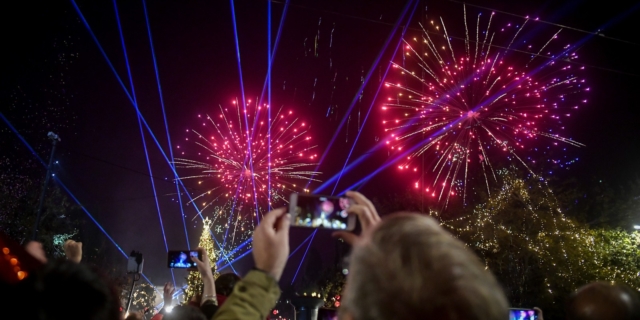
382, 6, 587, 207
175, 99, 320, 245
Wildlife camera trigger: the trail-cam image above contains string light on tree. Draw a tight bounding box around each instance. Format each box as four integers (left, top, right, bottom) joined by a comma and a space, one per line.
443, 168, 640, 313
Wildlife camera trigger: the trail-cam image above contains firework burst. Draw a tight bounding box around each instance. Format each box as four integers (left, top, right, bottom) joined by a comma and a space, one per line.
175, 99, 320, 245
382, 6, 588, 207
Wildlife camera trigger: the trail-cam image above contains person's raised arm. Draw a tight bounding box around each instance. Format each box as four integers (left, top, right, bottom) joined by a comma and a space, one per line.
191, 247, 216, 306
191, 246, 220, 319
252, 207, 290, 281
162, 282, 175, 312
213, 207, 290, 320
25, 241, 47, 264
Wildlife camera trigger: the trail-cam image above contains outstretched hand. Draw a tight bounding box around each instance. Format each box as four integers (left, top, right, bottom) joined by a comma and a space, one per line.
163, 282, 175, 308
191, 247, 213, 279
25, 241, 47, 264
534, 307, 544, 320
252, 207, 290, 281
332, 191, 381, 245
191, 247, 217, 306
63, 239, 82, 263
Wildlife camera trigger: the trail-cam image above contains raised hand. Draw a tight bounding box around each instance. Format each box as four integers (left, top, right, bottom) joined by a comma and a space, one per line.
25, 241, 47, 264
163, 282, 175, 308
190, 247, 213, 278
332, 191, 381, 245
63, 239, 82, 263
252, 207, 290, 281
191, 247, 216, 306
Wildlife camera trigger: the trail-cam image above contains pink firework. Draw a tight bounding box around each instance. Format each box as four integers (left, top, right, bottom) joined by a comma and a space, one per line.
382, 7, 587, 206
175, 99, 320, 224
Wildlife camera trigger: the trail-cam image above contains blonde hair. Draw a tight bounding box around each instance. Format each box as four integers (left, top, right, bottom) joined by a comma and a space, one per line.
341, 213, 509, 320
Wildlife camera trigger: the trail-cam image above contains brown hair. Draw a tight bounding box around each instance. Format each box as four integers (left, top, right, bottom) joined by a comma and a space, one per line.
341, 213, 509, 320
215, 272, 241, 296
566, 281, 640, 320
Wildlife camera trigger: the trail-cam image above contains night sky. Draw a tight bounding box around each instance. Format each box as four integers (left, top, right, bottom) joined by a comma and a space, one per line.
2, 0, 640, 286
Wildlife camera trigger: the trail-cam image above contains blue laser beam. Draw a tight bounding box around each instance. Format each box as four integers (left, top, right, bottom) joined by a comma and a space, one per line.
217, 248, 252, 272
0, 113, 44, 167
222, 0, 259, 251
268, 0, 272, 210
316, 39, 488, 194
259, 0, 290, 107
331, 0, 419, 195
336, 28, 601, 196
142, 0, 190, 250
250, 0, 291, 212
287, 231, 315, 258
216, 237, 251, 265
291, 230, 317, 285
299, 1, 416, 287
230, 0, 261, 224
217, 227, 316, 272
266, 0, 290, 211
306, 0, 416, 189
322, 3, 605, 196
209, 229, 239, 274
1, 112, 159, 292
113, 0, 175, 287
70, 0, 236, 268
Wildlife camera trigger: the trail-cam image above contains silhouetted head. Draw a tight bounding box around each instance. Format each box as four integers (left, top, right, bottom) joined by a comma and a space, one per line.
339, 213, 509, 320
10, 259, 121, 320
215, 272, 241, 296
566, 281, 640, 320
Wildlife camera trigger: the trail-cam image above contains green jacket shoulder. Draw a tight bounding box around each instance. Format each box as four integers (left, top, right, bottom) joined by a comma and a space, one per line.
213, 270, 280, 320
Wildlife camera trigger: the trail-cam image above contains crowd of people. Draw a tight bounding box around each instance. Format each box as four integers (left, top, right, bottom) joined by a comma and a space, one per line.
1, 191, 640, 319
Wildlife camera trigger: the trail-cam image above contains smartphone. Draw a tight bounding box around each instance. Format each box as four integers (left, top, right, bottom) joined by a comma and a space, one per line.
509, 308, 538, 320
318, 308, 338, 320
167, 250, 201, 268
289, 193, 356, 231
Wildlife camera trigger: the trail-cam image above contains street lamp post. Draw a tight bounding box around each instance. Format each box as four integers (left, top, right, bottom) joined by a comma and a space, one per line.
31, 132, 60, 241
125, 251, 144, 316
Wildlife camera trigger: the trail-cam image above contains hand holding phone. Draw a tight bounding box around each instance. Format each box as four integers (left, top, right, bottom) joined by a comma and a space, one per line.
289, 193, 356, 231
509, 308, 539, 320
253, 207, 290, 281
167, 250, 201, 268
332, 190, 381, 246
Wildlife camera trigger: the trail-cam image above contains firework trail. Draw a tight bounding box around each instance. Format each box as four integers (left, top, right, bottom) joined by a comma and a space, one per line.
382, 6, 588, 207
175, 99, 320, 247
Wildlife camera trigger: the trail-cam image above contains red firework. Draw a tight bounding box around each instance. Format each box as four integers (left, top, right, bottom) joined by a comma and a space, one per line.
382, 7, 588, 206
175, 98, 320, 222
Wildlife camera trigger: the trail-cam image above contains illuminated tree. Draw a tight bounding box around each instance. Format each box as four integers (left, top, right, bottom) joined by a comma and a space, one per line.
129, 283, 158, 313
444, 169, 640, 318
555, 177, 640, 228
0, 17, 79, 249
0, 174, 80, 256
184, 217, 218, 303
317, 268, 346, 309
